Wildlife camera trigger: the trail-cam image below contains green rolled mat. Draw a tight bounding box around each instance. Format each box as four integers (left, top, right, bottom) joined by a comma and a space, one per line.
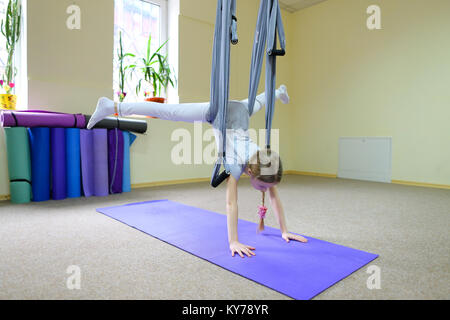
4, 127, 32, 204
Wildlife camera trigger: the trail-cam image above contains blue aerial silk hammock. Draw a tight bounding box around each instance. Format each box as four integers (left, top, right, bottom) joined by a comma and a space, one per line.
208, 0, 286, 187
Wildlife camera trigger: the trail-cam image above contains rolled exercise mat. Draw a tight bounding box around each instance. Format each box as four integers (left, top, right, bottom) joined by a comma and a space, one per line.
84, 115, 147, 134
66, 128, 81, 198
97, 200, 379, 300
122, 131, 137, 193
4, 127, 32, 203
50, 128, 67, 200
80, 129, 95, 197
28, 127, 51, 202
108, 128, 124, 194
1, 111, 86, 128
93, 129, 109, 197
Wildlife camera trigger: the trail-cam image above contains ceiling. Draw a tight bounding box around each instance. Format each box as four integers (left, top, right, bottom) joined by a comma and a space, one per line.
279, 0, 328, 12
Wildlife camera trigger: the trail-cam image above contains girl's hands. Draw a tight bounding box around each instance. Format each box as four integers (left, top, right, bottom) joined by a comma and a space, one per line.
282, 232, 308, 243
230, 241, 256, 258
229, 235, 306, 258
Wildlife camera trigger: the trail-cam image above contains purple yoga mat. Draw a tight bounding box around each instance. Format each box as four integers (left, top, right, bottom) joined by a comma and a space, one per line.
107, 129, 124, 194
1, 110, 86, 128
97, 200, 379, 300
80, 130, 95, 197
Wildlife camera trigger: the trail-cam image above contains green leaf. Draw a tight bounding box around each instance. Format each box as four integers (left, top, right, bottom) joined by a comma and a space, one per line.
149, 39, 169, 64
1, 0, 22, 85
146, 34, 152, 61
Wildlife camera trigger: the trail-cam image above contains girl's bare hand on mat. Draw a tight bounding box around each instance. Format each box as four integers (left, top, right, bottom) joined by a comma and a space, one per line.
282, 232, 308, 243
230, 241, 256, 258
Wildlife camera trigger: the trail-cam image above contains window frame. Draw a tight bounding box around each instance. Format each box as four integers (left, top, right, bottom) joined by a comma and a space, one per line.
113, 0, 170, 101
144, 0, 168, 56
15, 0, 27, 109
0, 0, 27, 109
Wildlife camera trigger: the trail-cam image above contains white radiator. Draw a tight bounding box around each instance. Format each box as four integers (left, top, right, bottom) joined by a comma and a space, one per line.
338, 137, 392, 183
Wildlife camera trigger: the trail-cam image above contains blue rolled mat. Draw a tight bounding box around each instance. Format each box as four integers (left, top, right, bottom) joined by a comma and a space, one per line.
122, 131, 137, 193
51, 128, 67, 200
66, 128, 81, 198
28, 127, 51, 202
130, 133, 137, 145
122, 132, 131, 193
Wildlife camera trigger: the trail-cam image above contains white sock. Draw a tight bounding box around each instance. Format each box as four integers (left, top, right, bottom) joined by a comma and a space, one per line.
87, 97, 115, 129
276, 84, 290, 104
253, 84, 290, 114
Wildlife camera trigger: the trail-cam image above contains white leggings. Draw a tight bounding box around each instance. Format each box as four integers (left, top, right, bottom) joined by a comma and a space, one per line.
117, 92, 271, 123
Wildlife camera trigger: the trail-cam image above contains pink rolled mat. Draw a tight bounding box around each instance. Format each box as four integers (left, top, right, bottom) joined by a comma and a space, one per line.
0, 110, 86, 128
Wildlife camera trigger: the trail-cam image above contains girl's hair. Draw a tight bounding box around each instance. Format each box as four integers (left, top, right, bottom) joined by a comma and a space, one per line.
249, 149, 283, 232
257, 190, 267, 232
247, 149, 283, 184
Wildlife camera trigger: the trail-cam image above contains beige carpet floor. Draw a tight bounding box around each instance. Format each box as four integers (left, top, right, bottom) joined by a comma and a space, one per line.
0, 175, 448, 300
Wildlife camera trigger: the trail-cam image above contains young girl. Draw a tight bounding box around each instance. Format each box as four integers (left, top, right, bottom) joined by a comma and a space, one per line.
87, 85, 307, 258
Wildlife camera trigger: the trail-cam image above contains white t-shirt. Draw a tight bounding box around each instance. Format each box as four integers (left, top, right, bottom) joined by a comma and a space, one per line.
212, 100, 260, 181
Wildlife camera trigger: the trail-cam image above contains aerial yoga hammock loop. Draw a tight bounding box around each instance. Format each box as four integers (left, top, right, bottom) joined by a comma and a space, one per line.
209, 0, 286, 188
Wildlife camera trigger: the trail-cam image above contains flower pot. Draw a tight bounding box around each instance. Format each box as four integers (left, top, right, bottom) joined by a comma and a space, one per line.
0, 94, 17, 110
145, 97, 166, 104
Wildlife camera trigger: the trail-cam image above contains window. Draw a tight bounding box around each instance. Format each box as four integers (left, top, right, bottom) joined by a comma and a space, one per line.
0, 0, 27, 109
0, 0, 8, 82
113, 0, 168, 102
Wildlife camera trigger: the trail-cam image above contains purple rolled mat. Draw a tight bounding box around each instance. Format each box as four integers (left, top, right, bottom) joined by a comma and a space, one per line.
108, 128, 124, 194
93, 129, 109, 197
50, 128, 67, 200
81, 129, 110, 197
1, 110, 86, 128
80, 130, 95, 197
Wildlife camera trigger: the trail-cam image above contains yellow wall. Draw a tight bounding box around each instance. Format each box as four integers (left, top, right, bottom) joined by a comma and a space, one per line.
0, 0, 114, 196
1, 0, 449, 197
139, 0, 294, 183
289, 0, 450, 185
0, 0, 293, 196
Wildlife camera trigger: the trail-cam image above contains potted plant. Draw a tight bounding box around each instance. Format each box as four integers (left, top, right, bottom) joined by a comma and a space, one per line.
154, 52, 177, 101
0, 0, 21, 110
134, 34, 176, 104
116, 31, 135, 103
